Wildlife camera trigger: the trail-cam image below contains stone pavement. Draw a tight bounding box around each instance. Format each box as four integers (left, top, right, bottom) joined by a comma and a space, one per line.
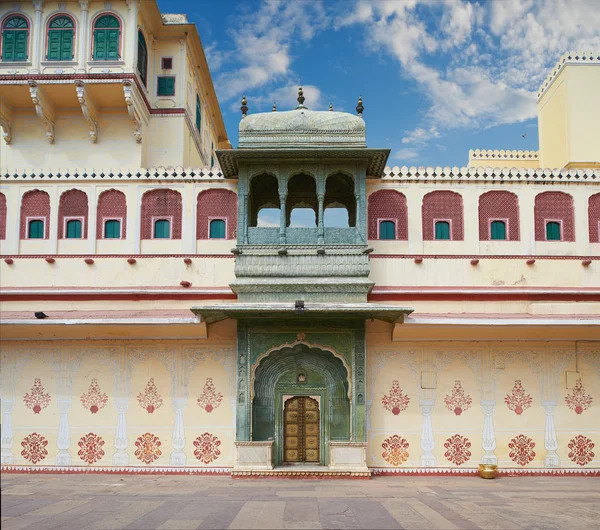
1, 473, 599, 530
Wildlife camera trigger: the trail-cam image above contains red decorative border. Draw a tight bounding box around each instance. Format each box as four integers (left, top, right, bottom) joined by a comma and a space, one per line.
0, 254, 235, 259
369, 254, 597, 260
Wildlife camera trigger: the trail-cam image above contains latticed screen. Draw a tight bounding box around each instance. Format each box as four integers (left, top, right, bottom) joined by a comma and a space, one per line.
28, 220, 44, 239
154, 219, 170, 239
47, 16, 74, 61
104, 220, 121, 239
435, 221, 450, 240
379, 220, 395, 240
2, 16, 28, 62
490, 220, 507, 240
66, 219, 82, 239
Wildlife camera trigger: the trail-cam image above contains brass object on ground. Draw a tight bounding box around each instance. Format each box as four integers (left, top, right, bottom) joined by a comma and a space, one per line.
478, 463, 498, 479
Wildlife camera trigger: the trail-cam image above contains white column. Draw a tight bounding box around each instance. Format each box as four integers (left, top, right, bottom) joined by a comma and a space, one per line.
182, 185, 194, 253
574, 191, 590, 256
179, 38, 187, 109
30, 1, 44, 73
0, 398, 15, 464
126, 0, 139, 69
481, 400, 497, 464
407, 189, 424, 254
419, 398, 436, 467
113, 397, 129, 465
543, 400, 560, 468
77, 1, 90, 73
50, 187, 60, 253
55, 397, 72, 465
170, 397, 187, 466
87, 186, 97, 253
9, 188, 21, 255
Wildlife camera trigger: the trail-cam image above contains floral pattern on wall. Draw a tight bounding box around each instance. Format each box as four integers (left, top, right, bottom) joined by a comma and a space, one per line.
21, 433, 49, 464
23, 378, 51, 414
381, 435, 410, 465
197, 378, 224, 413
444, 380, 473, 416
568, 435, 595, 466
137, 378, 164, 414
78, 433, 105, 464
134, 433, 162, 464
565, 380, 593, 415
80, 379, 108, 414
508, 434, 536, 466
504, 380, 533, 415
381, 381, 410, 415
444, 434, 472, 466
193, 433, 222, 464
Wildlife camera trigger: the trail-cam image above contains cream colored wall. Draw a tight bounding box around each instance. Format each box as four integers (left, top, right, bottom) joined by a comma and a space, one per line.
0, 320, 237, 469
538, 73, 569, 169
366, 324, 599, 470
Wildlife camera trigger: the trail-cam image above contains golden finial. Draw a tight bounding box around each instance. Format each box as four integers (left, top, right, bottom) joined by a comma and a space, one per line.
356, 95, 364, 117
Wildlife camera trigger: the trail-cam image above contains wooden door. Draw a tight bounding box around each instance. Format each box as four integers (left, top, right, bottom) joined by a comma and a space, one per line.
283, 396, 320, 463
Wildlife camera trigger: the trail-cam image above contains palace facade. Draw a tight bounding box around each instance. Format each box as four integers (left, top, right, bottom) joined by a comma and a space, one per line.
0, 2, 598, 477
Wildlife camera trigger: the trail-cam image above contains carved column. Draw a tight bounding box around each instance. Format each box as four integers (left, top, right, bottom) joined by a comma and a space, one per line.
543, 400, 559, 468
0, 399, 15, 464
317, 193, 325, 244
420, 398, 436, 466
481, 400, 497, 464
279, 193, 287, 244
113, 397, 129, 465
56, 397, 72, 465
77, 1, 89, 72
31, 1, 44, 72
242, 194, 249, 244
236, 324, 250, 441
170, 397, 187, 465
352, 326, 367, 442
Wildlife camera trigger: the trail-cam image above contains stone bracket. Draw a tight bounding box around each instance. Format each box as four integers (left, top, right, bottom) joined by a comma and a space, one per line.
75, 81, 99, 144
29, 81, 56, 144
122, 80, 143, 144
0, 98, 13, 145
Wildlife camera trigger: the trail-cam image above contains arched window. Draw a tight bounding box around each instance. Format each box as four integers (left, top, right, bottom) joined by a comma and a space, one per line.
92, 14, 120, 61
534, 192, 574, 242
137, 30, 147, 85
1, 15, 29, 62
588, 193, 600, 243
196, 94, 201, 131
104, 219, 121, 239
20, 190, 50, 240
546, 221, 561, 241
28, 219, 44, 239
66, 219, 82, 239
196, 189, 237, 239
0, 192, 6, 240
209, 219, 226, 239
248, 174, 279, 228
47, 15, 74, 61
154, 219, 170, 239
379, 220, 395, 240
490, 220, 506, 240
141, 189, 182, 240
422, 191, 463, 241
367, 190, 408, 240
435, 221, 451, 240
286, 173, 317, 228
324, 173, 355, 228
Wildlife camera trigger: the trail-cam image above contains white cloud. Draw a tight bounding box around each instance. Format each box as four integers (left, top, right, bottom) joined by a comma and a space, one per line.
393, 148, 420, 161
402, 126, 440, 145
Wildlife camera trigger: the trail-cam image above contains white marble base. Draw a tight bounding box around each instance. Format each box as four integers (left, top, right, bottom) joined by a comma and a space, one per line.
233, 441, 274, 470
328, 441, 369, 472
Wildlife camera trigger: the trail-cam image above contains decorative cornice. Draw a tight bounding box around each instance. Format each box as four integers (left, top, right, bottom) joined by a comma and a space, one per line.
28, 81, 55, 144
2, 168, 225, 181
537, 51, 600, 100
75, 81, 98, 144
469, 149, 539, 161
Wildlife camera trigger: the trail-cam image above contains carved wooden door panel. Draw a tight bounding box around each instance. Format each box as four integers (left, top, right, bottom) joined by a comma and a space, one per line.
283, 396, 320, 463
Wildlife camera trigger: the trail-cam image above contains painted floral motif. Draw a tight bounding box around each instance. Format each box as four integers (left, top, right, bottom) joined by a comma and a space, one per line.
381, 381, 410, 415
504, 380, 533, 415
137, 378, 164, 414
197, 378, 224, 413
23, 378, 51, 414
508, 434, 536, 466
568, 435, 595, 466
78, 433, 105, 464
21, 432, 49, 464
444, 380, 473, 416
134, 433, 162, 464
193, 433, 222, 464
381, 435, 410, 466
80, 378, 108, 414
565, 380, 593, 415
444, 434, 472, 465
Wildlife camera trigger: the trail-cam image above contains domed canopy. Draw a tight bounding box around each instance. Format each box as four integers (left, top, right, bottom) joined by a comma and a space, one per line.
239, 108, 366, 149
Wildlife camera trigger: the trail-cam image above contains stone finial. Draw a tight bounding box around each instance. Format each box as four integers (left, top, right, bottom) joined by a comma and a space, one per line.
329, 103, 333, 111
356, 95, 364, 117
297, 86, 305, 107
241, 95, 248, 118
272, 102, 277, 112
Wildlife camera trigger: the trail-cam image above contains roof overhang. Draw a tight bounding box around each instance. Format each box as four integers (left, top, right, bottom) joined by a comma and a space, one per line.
216, 148, 390, 178
191, 302, 413, 325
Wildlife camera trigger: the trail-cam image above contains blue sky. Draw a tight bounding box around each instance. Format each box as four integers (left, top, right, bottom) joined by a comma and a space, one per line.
159, 0, 599, 168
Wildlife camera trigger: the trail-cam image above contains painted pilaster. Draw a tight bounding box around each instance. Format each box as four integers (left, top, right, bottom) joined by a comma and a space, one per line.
77, 1, 90, 72
542, 400, 559, 468
1, 399, 15, 464
170, 398, 187, 465
236, 324, 250, 440
113, 397, 129, 465
481, 400, 497, 464
87, 186, 97, 254
126, 0, 139, 70
352, 325, 367, 442
56, 397, 72, 465
31, 1, 44, 73
242, 194, 249, 244
419, 398, 436, 467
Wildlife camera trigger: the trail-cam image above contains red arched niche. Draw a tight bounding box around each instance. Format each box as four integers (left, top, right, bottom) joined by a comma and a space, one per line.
97, 189, 127, 239
196, 189, 238, 240
534, 191, 574, 241
20, 190, 51, 239
367, 190, 408, 240
58, 189, 89, 239
141, 189, 182, 240
422, 190, 464, 241
589, 193, 600, 243
478, 190, 520, 241
0, 192, 6, 240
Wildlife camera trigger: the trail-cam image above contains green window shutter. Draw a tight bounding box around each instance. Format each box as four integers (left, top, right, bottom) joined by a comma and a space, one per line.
60, 30, 73, 61
196, 95, 201, 130
66, 219, 82, 239
2, 31, 16, 61
546, 222, 561, 241
137, 31, 147, 85
15, 31, 27, 60
154, 219, 170, 238
107, 29, 119, 60
2, 17, 29, 62
104, 220, 120, 239
491, 220, 506, 240
379, 221, 395, 240
28, 220, 44, 239
93, 29, 106, 60
210, 219, 226, 239
158, 77, 176, 96
435, 221, 450, 240
47, 31, 61, 60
